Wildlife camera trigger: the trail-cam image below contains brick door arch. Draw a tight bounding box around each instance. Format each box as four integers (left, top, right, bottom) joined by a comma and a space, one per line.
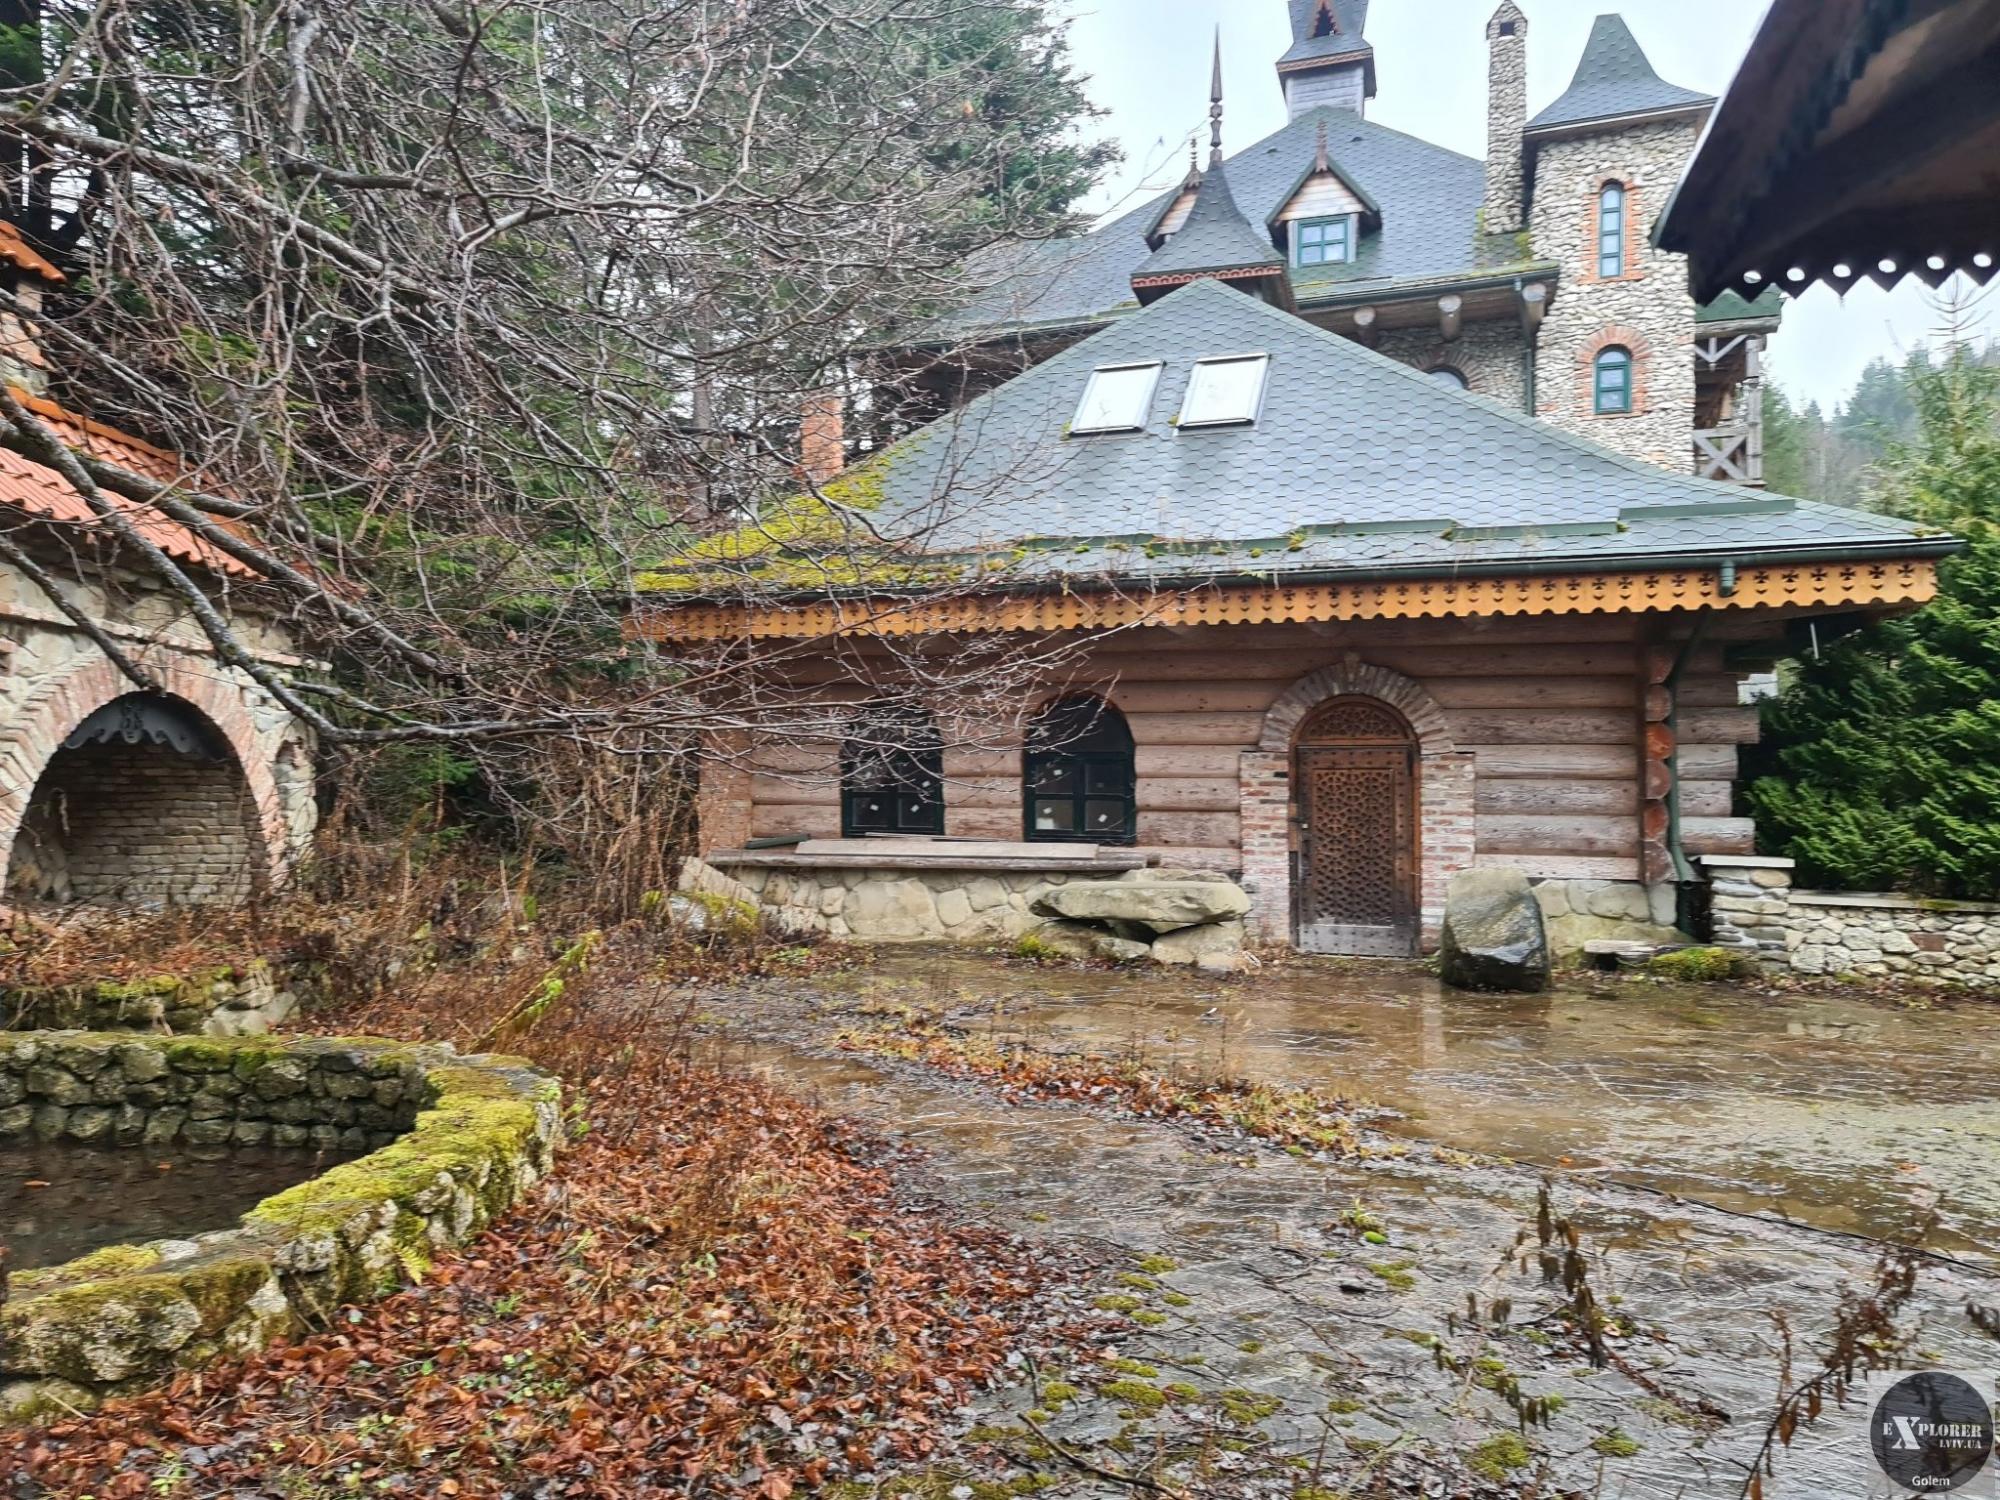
0, 654, 290, 904
1239, 661, 1474, 949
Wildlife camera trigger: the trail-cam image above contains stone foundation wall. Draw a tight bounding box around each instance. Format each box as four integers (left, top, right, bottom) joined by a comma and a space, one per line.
1700, 855, 2000, 987
1531, 877, 1679, 958
2, 960, 310, 1036
717, 859, 1118, 943
0, 1033, 560, 1422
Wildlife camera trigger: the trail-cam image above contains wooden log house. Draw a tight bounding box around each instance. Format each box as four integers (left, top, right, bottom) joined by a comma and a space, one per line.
636, 275, 1953, 957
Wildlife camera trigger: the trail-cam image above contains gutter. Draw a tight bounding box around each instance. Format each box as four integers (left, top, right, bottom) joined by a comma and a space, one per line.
1662, 607, 1714, 900
642, 534, 1962, 610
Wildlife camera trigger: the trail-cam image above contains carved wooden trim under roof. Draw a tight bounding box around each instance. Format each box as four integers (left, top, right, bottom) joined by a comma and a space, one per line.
637, 560, 1939, 641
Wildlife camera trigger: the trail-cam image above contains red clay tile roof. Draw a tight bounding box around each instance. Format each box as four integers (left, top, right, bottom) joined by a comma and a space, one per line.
0, 391, 254, 578
0, 224, 64, 284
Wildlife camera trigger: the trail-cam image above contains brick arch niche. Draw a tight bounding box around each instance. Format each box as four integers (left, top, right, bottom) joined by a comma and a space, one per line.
0, 656, 290, 909
1238, 660, 1475, 948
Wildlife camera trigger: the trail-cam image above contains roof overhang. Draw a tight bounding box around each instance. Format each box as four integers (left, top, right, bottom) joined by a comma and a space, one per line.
1522, 100, 1712, 145
635, 546, 1953, 642
1657, 0, 2000, 302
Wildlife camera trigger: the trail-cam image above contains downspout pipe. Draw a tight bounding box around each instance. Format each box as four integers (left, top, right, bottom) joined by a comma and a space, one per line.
1664, 606, 1715, 928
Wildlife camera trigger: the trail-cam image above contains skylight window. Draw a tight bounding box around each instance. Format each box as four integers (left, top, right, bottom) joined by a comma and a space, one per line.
1177, 355, 1270, 428
1070, 362, 1162, 435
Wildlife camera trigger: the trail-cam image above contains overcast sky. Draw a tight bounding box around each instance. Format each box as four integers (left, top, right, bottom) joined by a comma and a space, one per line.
1058, 0, 1980, 413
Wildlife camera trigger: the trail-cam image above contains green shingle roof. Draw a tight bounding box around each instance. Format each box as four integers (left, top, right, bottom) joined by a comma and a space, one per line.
1277, 0, 1372, 70
917, 107, 1524, 344
842, 278, 1944, 584
1131, 161, 1285, 283
1526, 14, 1712, 133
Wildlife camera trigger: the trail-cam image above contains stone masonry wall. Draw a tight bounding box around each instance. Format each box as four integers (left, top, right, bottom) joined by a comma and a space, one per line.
0, 1033, 561, 1422
2, 961, 312, 1036
1530, 119, 1701, 470
12, 740, 256, 904
1701, 855, 2000, 988
715, 859, 1125, 944
1376, 320, 1529, 412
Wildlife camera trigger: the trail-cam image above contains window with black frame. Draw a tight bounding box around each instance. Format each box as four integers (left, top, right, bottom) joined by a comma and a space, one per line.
1023, 696, 1136, 844
840, 705, 944, 836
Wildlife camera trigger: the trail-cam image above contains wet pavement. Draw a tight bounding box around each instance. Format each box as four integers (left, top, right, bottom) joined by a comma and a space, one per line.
688, 953, 2000, 1498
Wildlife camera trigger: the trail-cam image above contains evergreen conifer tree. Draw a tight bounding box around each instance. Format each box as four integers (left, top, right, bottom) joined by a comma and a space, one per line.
1745, 340, 2000, 897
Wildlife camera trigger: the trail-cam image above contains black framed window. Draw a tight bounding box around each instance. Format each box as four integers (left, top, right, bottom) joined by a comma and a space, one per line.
1594, 346, 1633, 415
1024, 696, 1135, 844
1597, 183, 1626, 278
841, 705, 943, 836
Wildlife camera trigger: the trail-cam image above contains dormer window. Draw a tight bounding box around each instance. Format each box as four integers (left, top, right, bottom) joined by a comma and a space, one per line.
1070, 361, 1162, 435
1295, 215, 1354, 266
1178, 354, 1270, 428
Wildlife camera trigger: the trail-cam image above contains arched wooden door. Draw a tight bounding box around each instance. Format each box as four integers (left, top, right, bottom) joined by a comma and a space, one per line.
1292, 697, 1418, 956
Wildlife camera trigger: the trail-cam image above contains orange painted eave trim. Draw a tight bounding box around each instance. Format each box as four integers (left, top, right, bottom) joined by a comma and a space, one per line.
632, 560, 1942, 641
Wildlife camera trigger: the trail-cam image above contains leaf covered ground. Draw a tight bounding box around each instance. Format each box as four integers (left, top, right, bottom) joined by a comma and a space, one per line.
3, 977, 1098, 1498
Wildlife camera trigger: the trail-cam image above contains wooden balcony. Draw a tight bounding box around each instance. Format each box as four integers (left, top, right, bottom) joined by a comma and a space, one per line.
1693, 424, 1763, 485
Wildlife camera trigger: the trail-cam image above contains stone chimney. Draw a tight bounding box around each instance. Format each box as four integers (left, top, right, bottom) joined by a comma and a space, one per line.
1483, 3, 1529, 237
799, 390, 844, 486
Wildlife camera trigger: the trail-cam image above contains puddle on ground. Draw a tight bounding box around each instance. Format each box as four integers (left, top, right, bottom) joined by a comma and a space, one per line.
684, 956, 2000, 1497
0, 1142, 358, 1270
811, 954, 2000, 1263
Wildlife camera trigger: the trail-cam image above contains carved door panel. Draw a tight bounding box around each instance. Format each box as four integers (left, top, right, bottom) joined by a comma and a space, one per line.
1294, 741, 1416, 957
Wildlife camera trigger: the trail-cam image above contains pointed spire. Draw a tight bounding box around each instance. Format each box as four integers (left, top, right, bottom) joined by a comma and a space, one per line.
1208, 28, 1225, 168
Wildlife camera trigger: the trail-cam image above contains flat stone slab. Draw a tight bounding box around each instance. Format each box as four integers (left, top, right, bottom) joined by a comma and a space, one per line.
1033, 879, 1251, 935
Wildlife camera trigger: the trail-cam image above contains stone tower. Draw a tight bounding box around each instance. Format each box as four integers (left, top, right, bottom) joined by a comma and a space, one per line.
1524, 14, 1713, 470
1482, 3, 1528, 236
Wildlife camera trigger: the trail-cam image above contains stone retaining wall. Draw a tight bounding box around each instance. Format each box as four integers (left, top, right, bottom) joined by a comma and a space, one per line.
1699, 855, 2000, 987
1, 1034, 561, 1422
2, 960, 314, 1037
712, 857, 1137, 943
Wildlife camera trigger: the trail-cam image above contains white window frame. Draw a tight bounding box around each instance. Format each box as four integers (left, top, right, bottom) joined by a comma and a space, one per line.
1069, 361, 1163, 435
1176, 353, 1272, 430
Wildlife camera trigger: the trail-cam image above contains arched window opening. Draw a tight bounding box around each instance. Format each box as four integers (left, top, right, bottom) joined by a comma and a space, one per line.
1425, 365, 1469, 390
7, 693, 256, 908
1597, 182, 1626, 278
1593, 345, 1634, 414
1024, 696, 1135, 844
841, 704, 943, 836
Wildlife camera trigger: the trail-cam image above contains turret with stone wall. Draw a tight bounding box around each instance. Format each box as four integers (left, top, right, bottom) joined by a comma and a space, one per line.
1529, 119, 1702, 469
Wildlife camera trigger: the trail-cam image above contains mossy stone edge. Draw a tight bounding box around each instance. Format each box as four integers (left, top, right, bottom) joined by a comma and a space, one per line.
0, 1033, 561, 1425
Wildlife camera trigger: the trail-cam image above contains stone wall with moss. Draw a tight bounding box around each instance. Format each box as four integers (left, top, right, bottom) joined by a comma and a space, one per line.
2, 959, 318, 1037
0, 1034, 560, 1423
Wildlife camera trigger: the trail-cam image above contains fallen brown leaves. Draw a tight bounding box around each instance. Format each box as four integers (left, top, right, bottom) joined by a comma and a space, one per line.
834, 1028, 1375, 1157
5, 992, 1081, 1497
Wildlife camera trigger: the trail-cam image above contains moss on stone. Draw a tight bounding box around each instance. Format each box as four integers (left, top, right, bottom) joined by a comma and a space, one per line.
1467, 1434, 1531, 1480
1592, 1429, 1642, 1458
1101, 1379, 1167, 1414
1645, 946, 1750, 982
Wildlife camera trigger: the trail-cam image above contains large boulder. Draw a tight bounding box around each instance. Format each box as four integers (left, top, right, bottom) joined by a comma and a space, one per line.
1027, 921, 1151, 964
1439, 870, 1551, 993
1150, 918, 1246, 966
1034, 879, 1251, 935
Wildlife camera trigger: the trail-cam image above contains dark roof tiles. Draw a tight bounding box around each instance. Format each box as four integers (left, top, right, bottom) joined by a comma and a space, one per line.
868, 279, 1930, 579
1526, 14, 1712, 133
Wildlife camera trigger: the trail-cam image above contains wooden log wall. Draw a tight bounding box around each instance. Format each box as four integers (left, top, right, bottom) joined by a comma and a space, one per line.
727, 616, 1760, 876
